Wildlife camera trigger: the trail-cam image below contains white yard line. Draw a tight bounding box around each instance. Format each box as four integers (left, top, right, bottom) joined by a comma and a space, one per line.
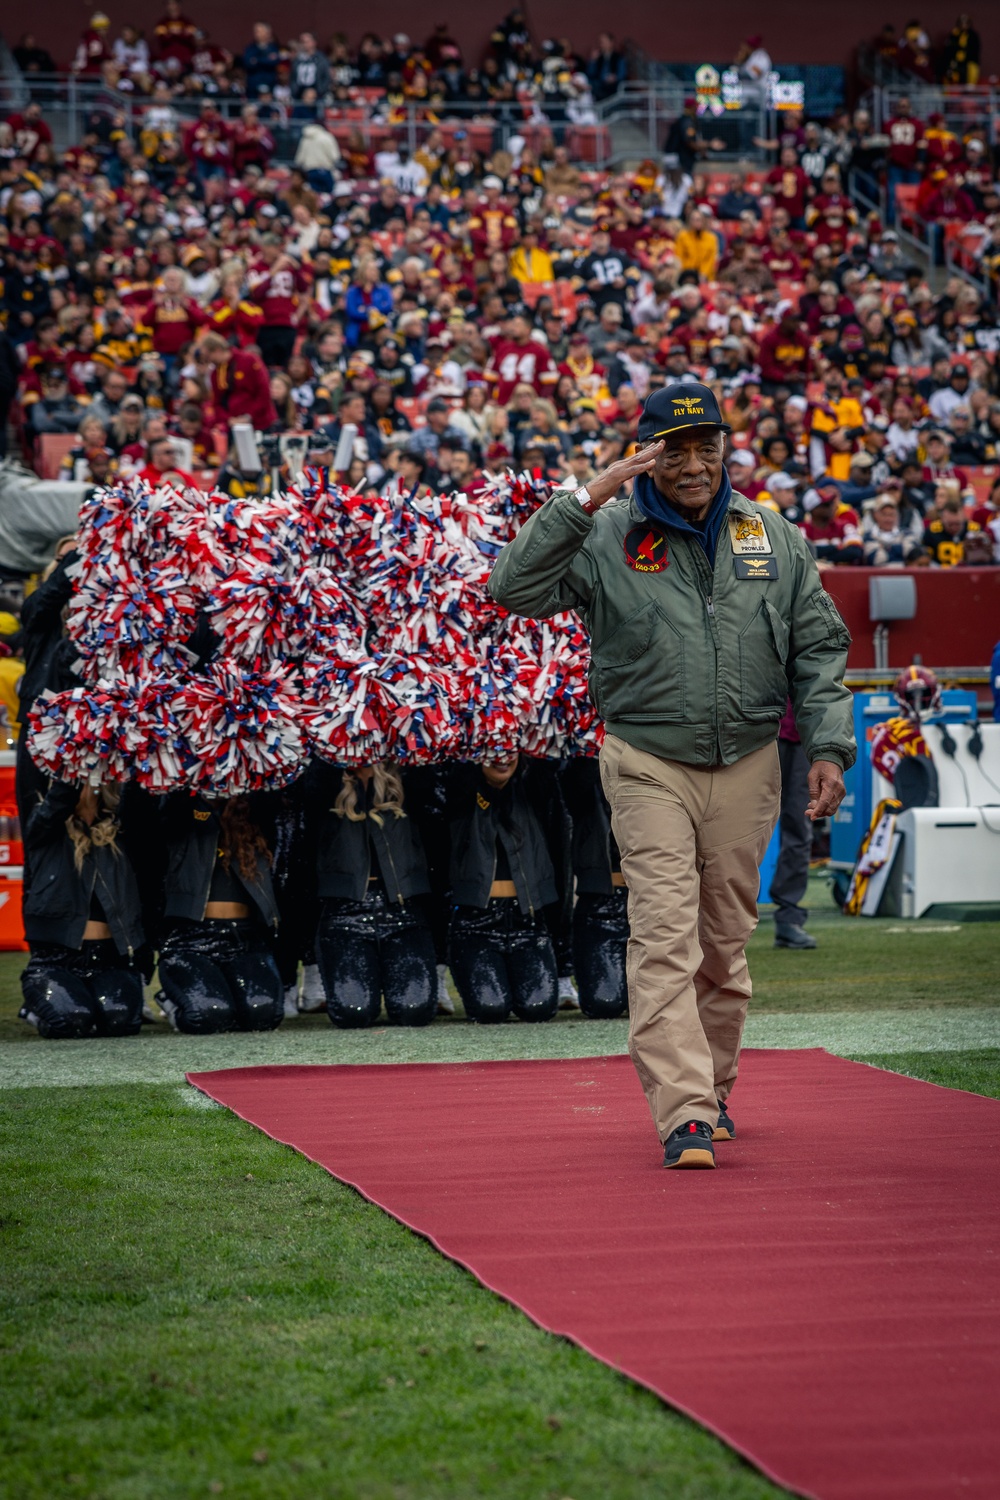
1, 1008, 997, 1089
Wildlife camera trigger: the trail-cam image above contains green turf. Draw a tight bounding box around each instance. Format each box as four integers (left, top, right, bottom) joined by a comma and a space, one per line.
847, 1048, 1000, 1098
0, 1081, 789, 1500
1, 871, 997, 1498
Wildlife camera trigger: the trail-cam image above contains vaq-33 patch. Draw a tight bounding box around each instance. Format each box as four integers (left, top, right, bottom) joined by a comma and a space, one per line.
623, 526, 669, 573
728, 514, 772, 555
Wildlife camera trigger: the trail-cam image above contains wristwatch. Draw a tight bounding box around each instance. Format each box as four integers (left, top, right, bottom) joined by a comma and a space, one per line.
574, 484, 599, 516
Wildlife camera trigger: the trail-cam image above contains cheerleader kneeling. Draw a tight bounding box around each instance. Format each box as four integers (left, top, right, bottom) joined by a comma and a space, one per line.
157, 793, 285, 1034
562, 757, 629, 1019
311, 762, 438, 1029
447, 756, 562, 1024
20, 781, 147, 1039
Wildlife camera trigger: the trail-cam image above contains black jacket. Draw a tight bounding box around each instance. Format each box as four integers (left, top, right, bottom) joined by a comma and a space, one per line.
22, 780, 145, 955
445, 760, 564, 915
161, 792, 279, 929
560, 757, 621, 895
307, 763, 432, 904
18, 550, 79, 717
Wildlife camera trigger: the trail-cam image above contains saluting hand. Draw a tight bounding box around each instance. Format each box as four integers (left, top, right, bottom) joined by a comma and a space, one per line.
585, 440, 664, 509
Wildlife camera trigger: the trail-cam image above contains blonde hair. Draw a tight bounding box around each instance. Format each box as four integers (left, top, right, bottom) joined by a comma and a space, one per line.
40, 535, 78, 583
66, 786, 121, 872
334, 764, 406, 825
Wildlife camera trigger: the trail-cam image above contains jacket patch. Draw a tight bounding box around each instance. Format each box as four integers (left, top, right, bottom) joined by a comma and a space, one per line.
623, 526, 669, 573
193, 809, 211, 820
734, 556, 779, 580
728, 514, 772, 554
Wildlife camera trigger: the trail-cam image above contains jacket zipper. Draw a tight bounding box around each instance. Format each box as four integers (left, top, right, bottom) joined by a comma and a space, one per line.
199, 846, 215, 921
514, 846, 534, 917
691, 540, 723, 763
95, 867, 133, 958
381, 835, 404, 906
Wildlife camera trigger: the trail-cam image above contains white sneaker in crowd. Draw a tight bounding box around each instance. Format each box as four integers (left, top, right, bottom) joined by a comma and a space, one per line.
558, 975, 581, 1010
436, 963, 455, 1015
299, 964, 326, 1012
282, 985, 300, 1020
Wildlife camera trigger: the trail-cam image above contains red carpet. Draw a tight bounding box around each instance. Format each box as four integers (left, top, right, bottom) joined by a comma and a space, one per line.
187, 1050, 1000, 1500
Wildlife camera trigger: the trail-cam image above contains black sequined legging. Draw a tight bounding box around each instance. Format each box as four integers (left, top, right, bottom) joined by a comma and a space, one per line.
20, 940, 143, 1039
158, 920, 284, 1034
316, 892, 437, 1029
572, 889, 629, 1019
449, 899, 558, 1024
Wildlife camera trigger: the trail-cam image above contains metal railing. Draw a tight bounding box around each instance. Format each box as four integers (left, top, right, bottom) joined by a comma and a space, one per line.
863, 80, 1000, 141
13, 68, 788, 171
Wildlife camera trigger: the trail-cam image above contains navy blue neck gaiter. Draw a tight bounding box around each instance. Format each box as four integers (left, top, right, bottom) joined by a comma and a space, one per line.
633, 466, 733, 569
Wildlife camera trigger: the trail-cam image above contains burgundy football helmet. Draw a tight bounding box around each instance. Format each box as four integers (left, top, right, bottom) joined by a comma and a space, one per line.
893, 665, 942, 719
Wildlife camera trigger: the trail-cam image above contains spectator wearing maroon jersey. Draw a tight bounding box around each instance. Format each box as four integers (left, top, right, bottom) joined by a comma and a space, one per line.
72, 13, 111, 75
799, 483, 864, 564
5, 103, 53, 164
921, 175, 978, 225
484, 312, 558, 405
757, 311, 811, 396
202, 333, 278, 432
763, 226, 804, 280
231, 106, 275, 176
182, 102, 232, 185
154, 0, 198, 66
137, 266, 207, 369
885, 96, 924, 221
247, 238, 309, 368
806, 169, 857, 254
765, 147, 811, 229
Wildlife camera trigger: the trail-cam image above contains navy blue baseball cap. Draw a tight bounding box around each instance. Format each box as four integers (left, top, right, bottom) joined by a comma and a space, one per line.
638, 380, 731, 442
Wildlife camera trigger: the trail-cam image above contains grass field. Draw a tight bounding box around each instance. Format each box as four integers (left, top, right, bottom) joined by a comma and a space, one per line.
2, 881, 998, 1499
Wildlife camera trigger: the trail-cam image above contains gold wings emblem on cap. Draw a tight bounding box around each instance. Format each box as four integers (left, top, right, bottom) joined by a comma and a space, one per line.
672, 396, 705, 412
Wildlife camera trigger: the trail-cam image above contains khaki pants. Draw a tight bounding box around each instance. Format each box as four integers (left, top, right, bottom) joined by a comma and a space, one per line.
599, 735, 780, 1142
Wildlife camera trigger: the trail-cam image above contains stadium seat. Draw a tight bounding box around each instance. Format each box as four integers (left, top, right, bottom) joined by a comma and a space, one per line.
548, 282, 578, 320
518, 281, 551, 308
565, 126, 611, 163
964, 466, 998, 504
34, 433, 76, 480
394, 397, 425, 428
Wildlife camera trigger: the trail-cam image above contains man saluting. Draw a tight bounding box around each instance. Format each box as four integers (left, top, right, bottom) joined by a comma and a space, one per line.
489, 382, 855, 1168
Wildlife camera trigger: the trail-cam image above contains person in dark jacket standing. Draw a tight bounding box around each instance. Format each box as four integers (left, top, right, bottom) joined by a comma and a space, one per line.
490, 381, 855, 1168
769, 702, 818, 948
19, 780, 147, 1038
561, 757, 629, 1017
0, 326, 20, 458
15, 536, 80, 892
446, 756, 564, 1025
156, 792, 285, 1033
309, 761, 437, 1028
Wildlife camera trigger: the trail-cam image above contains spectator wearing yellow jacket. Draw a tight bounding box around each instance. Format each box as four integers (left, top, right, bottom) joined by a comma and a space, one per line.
509, 228, 555, 284
673, 208, 719, 280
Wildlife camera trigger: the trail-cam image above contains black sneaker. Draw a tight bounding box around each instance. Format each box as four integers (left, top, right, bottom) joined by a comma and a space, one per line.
713, 1099, 735, 1142
663, 1120, 716, 1169
774, 925, 818, 949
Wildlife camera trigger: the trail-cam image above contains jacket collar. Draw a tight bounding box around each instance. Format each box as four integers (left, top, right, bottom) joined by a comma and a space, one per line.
628, 485, 757, 524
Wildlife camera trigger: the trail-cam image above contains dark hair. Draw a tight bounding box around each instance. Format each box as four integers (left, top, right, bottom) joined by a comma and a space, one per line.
218, 797, 270, 883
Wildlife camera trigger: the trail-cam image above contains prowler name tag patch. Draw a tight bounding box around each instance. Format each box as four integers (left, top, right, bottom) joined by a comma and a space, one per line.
734, 556, 779, 580
728, 514, 772, 555
623, 526, 669, 573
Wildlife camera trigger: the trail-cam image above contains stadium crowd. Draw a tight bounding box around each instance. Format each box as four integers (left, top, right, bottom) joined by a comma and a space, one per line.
1, 15, 998, 578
